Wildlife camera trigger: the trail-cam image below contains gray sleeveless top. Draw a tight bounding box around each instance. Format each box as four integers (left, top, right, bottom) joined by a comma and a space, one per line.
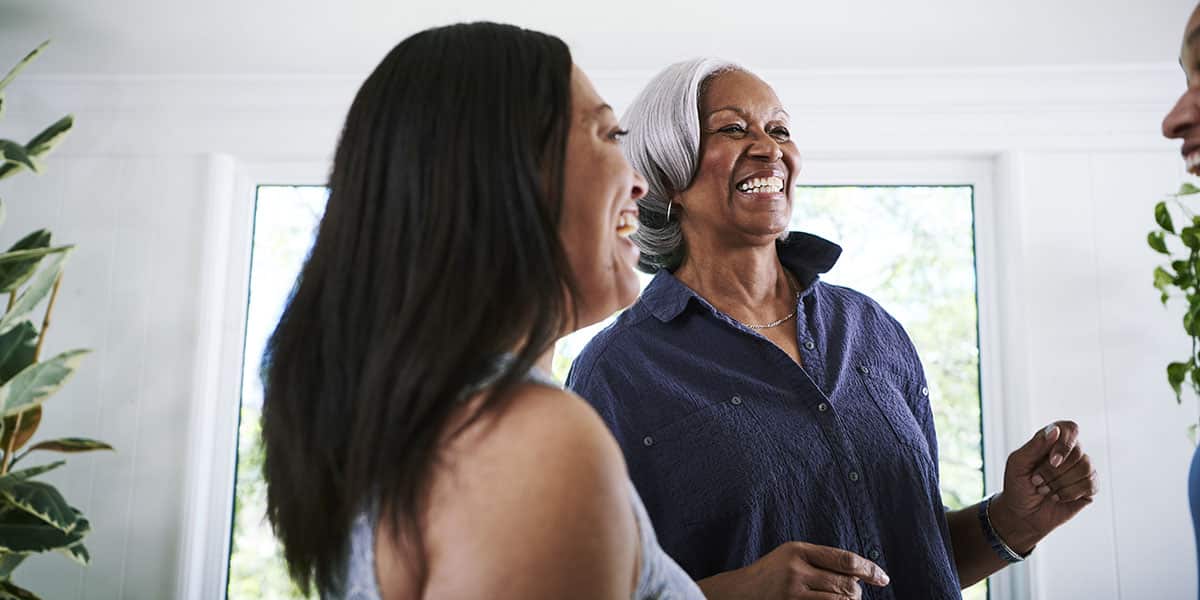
331, 367, 705, 600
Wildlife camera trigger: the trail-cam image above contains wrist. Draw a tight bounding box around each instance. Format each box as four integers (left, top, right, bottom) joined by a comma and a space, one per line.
987, 492, 1041, 555
696, 564, 755, 600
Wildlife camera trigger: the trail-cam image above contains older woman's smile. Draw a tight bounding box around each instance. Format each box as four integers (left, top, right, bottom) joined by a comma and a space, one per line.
734, 169, 787, 196
616, 208, 640, 237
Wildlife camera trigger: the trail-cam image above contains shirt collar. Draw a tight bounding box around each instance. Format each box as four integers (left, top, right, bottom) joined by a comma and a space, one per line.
641, 231, 843, 323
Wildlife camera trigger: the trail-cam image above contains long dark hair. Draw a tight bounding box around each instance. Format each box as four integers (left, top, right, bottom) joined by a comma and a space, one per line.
259, 22, 575, 595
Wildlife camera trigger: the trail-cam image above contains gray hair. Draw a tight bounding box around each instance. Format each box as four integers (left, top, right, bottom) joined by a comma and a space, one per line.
621, 58, 741, 273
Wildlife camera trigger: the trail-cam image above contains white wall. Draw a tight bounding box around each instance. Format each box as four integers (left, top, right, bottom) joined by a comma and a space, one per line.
0, 41, 1193, 600
0, 0, 1193, 75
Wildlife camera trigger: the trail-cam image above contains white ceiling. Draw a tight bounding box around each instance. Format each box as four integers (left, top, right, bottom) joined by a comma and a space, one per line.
0, 0, 1192, 77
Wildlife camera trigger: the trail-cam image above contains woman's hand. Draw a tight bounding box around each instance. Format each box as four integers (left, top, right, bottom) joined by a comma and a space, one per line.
697, 541, 889, 600
990, 421, 1100, 552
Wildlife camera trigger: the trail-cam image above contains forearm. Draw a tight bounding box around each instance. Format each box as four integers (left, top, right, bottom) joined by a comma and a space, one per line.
695, 566, 754, 600
947, 495, 1040, 588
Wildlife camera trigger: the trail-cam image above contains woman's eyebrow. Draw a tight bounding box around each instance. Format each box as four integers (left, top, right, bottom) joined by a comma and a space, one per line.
704, 106, 790, 120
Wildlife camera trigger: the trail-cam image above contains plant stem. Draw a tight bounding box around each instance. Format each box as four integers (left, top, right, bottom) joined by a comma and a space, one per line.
5, 292, 13, 314
1, 411, 22, 475
33, 273, 63, 363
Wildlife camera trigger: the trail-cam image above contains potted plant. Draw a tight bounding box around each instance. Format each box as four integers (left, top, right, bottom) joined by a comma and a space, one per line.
0, 41, 113, 600
1150, 182, 1200, 441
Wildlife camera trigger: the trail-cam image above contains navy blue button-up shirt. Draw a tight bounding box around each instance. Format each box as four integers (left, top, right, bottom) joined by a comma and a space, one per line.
567, 232, 961, 600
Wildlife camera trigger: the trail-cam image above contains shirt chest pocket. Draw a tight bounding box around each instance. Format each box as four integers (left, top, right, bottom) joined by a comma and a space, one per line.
636, 397, 768, 525
858, 369, 935, 470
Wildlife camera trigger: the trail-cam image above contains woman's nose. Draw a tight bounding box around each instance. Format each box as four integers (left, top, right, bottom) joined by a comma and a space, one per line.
1164, 89, 1200, 140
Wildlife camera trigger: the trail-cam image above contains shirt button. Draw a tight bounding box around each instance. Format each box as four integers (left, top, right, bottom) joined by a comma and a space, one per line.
818, 402, 829, 412
858, 365, 870, 375
730, 396, 743, 406
848, 471, 860, 482
804, 341, 816, 350
921, 386, 929, 396
642, 436, 654, 447
868, 548, 881, 560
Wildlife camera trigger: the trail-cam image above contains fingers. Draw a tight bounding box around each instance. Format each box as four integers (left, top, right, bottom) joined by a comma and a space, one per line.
1030, 443, 1084, 491
1046, 421, 1080, 469
800, 544, 889, 586
788, 573, 861, 599
1050, 469, 1100, 503
1007, 421, 1063, 473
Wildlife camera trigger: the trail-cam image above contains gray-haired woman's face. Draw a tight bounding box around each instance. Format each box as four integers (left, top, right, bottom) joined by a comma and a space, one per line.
677, 70, 799, 248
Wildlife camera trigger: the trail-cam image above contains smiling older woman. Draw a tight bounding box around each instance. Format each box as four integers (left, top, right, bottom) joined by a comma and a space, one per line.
567, 59, 1100, 600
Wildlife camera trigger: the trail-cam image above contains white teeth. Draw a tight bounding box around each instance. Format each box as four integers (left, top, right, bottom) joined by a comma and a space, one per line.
616, 212, 638, 237
736, 176, 785, 193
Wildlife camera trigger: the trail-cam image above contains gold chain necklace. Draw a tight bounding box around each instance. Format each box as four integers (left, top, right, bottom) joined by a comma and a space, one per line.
741, 271, 801, 330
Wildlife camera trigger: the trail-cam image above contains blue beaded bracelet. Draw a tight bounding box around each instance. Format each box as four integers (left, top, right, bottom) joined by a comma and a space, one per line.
978, 494, 1032, 564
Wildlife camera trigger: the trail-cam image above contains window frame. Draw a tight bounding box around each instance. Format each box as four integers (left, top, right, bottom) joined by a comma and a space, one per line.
185, 157, 1024, 600
178, 160, 330, 600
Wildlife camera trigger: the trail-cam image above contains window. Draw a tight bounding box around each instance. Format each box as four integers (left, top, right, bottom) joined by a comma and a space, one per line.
227, 177, 992, 600
228, 185, 326, 599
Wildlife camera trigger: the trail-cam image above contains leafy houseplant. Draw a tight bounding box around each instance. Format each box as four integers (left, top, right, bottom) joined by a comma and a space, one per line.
0, 42, 113, 600
1151, 182, 1200, 439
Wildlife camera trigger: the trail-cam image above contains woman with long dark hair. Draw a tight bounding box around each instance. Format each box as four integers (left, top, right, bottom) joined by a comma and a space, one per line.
259, 22, 703, 599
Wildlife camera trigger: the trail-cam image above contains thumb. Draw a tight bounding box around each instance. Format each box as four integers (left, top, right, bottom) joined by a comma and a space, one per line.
1008, 423, 1061, 471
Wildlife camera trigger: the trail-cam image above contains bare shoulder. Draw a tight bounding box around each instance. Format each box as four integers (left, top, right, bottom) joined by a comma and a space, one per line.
417, 383, 638, 599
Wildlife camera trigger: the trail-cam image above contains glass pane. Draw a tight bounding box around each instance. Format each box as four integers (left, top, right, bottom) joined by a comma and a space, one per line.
227, 185, 326, 600
229, 184, 986, 600
792, 185, 985, 600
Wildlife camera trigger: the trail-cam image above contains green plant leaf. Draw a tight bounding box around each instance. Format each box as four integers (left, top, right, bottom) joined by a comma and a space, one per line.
25, 116, 72, 158
1176, 259, 1197, 287
0, 95, 6, 121
0, 349, 90, 418
55, 541, 87, 566
0, 250, 70, 336
1180, 183, 1200, 196
1156, 266, 1175, 291
1149, 231, 1170, 254
0, 142, 36, 174
0, 247, 72, 269
1186, 306, 1200, 336
0, 322, 37, 385
4, 461, 64, 482
0, 41, 48, 94
0, 551, 25, 579
0, 480, 79, 533
1169, 361, 1192, 403
1184, 227, 1200, 250
1158, 201, 1177, 234
0, 579, 39, 600
0, 231, 51, 294
23, 438, 111, 455
1163, 291, 1171, 306
0, 508, 85, 555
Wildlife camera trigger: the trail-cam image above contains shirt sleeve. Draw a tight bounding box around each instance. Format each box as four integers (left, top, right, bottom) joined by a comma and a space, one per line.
886, 313, 941, 475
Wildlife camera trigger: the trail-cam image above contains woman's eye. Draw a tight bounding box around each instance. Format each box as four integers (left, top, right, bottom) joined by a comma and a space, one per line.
608, 128, 629, 141
771, 128, 791, 140
719, 124, 746, 134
